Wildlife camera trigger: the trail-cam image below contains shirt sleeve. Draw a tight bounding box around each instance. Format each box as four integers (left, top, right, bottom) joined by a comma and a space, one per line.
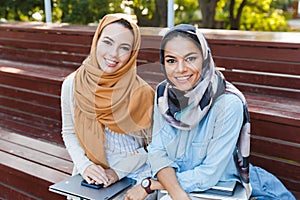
176, 94, 243, 193
147, 97, 179, 177
61, 73, 93, 175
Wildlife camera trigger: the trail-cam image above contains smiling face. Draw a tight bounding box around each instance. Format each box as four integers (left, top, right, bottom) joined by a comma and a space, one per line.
164, 36, 203, 91
96, 22, 134, 73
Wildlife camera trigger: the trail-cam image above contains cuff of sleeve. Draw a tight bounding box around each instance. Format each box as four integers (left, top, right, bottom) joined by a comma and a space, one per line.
176, 171, 199, 193
78, 160, 94, 176
112, 168, 126, 180
150, 158, 179, 177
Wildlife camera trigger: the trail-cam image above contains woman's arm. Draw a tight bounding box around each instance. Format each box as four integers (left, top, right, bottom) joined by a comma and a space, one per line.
61, 73, 93, 175
157, 167, 190, 200
147, 99, 188, 198
147, 100, 179, 176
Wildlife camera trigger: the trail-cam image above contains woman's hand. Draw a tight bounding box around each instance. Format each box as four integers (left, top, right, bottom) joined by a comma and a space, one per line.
82, 164, 109, 185
104, 168, 119, 187
125, 184, 148, 200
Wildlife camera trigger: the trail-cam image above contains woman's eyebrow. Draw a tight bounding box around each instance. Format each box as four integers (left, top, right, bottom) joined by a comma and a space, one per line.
165, 55, 175, 58
184, 52, 198, 57
103, 36, 132, 48
120, 43, 132, 48
165, 52, 197, 58
103, 36, 113, 42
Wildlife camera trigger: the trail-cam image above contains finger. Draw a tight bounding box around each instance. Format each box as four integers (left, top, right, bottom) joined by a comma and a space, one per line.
84, 165, 109, 185
83, 176, 94, 184
89, 165, 109, 184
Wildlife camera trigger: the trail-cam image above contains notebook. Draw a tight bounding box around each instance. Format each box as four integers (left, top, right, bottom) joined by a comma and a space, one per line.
194, 180, 237, 196
161, 181, 247, 200
190, 182, 248, 200
49, 174, 136, 200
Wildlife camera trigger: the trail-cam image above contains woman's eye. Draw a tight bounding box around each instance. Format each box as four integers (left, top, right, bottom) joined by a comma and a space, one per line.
166, 59, 176, 64
186, 56, 196, 62
120, 46, 130, 51
102, 40, 112, 45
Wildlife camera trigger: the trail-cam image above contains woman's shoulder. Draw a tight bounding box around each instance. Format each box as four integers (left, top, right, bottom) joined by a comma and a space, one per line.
61, 71, 75, 96
62, 72, 75, 88
216, 92, 243, 104
213, 93, 244, 113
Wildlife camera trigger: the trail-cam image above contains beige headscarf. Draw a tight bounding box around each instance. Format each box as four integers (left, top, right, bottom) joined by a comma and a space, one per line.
73, 14, 154, 168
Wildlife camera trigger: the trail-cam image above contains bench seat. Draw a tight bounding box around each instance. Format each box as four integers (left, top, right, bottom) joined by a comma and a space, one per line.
0, 127, 73, 200
0, 59, 74, 144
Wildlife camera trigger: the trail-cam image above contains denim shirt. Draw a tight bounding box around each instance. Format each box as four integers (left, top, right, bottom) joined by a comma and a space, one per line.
148, 93, 243, 193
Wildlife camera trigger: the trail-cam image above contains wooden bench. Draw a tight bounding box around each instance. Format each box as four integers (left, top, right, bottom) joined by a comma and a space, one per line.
0, 22, 96, 145
0, 22, 299, 199
0, 126, 73, 200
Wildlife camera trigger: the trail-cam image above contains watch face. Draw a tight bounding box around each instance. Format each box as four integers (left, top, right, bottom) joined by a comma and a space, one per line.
141, 179, 150, 188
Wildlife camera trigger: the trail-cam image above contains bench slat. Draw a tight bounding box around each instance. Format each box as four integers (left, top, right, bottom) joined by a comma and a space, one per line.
214, 57, 300, 75
0, 28, 93, 45
0, 152, 68, 200
0, 47, 86, 68
251, 136, 300, 163
0, 151, 70, 188
251, 118, 300, 144
0, 183, 39, 200
222, 70, 300, 90
0, 38, 90, 55
0, 112, 62, 144
0, 96, 60, 120
0, 139, 72, 174
0, 129, 70, 160
210, 43, 300, 63
0, 84, 59, 108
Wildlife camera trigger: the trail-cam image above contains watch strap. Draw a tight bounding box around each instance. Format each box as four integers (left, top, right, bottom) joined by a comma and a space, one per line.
142, 177, 154, 194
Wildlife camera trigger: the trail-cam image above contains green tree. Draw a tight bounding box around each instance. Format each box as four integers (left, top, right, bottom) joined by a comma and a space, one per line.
207, 0, 294, 31
197, 0, 220, 28
229, 0, 247, 30
59, 0, 123, 24
240, 0, 289, 31
130, 0, 199, 27
0, 0, 44, 21
130, 0, 167, 27
174, 0, 199, 24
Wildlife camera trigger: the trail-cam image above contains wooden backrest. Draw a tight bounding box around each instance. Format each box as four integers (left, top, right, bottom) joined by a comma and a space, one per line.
204, 31, 300, 100
138, 29, 300, 101
0, 23, 93, 69
1, 23, 300, 98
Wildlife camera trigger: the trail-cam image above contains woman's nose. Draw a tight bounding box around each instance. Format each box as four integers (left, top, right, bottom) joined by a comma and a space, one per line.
176, 60, 186, 73
109, 45, 119, 57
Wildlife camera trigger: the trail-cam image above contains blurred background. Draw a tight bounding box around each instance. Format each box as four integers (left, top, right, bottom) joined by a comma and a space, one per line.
0, 0, 299, 31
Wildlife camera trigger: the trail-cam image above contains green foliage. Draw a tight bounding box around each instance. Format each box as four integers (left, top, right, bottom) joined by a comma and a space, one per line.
0, 0, 44, 21
0, 0, 123, 24
130, 0, 156, 20
129, 0, 200, 26
0, 0, 296, 31
240, 0, 288, 31
174, 0, 199, 24
215, 0, 291, 31
59, 0, 123, 24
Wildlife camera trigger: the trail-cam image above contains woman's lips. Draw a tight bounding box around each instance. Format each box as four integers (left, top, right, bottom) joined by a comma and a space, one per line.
175, 74, 192, 81
105, 58, 118, 67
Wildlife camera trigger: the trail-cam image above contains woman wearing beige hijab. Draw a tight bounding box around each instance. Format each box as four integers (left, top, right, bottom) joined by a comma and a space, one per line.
61, 13, 155, 198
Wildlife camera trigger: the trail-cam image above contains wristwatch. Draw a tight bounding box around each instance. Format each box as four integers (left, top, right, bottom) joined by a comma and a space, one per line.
141, 177, 154, 194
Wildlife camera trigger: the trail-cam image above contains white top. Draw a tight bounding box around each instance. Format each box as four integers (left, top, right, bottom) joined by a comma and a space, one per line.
61, 72, 151, 182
